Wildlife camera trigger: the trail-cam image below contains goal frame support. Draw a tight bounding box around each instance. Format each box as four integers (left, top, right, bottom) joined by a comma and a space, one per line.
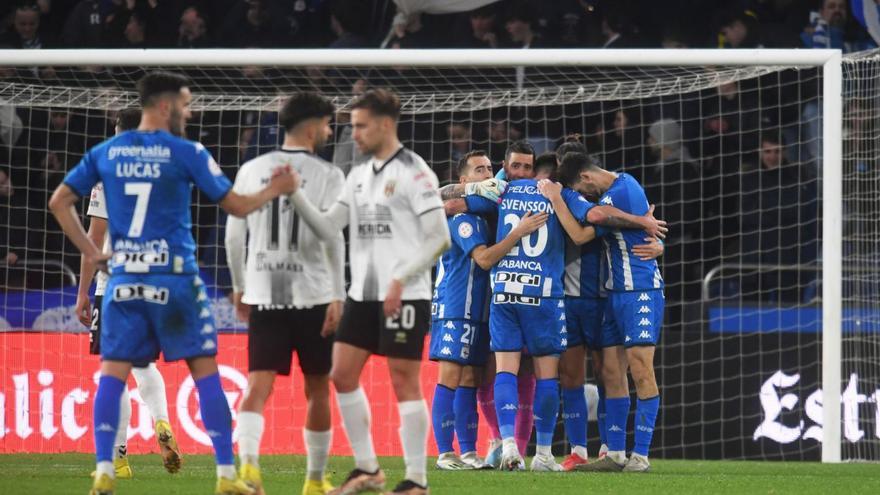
0, 48, 844, 462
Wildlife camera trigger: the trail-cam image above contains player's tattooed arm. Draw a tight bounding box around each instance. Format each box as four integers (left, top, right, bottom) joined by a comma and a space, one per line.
537, 179, 595, 245
587, 204, 668, 239
471, 211, 549, 270
439, 183, 465, 200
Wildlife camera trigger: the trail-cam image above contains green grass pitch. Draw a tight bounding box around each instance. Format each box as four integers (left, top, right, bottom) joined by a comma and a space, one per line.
1, 454, 879, 494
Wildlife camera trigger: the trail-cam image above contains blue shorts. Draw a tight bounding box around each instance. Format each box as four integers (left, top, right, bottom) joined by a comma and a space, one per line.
564, 297, 606, 350
489, 294, 567, 357
101, 273, 217, 364
602, 290, 664, 348
429, 319, 490, 367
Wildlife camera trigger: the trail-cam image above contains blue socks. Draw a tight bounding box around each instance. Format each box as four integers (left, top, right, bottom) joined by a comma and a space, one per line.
534, 379, 560, 448
431, 384, 456, 454
597, 385, 607, 446
94, 375, 126, 463
454, 386, 478, 454
562, 386, 587, 449
195, 373, 234, 465
633, 395, 660, 457
493, 372, 518, 440
605, 396, 630, 452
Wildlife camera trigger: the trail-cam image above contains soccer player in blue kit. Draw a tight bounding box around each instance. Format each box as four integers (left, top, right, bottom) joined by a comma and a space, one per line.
552, 152, 666, 473
49, 71, 297, 495
430, 150, 548, 470
462, 169, 665, 472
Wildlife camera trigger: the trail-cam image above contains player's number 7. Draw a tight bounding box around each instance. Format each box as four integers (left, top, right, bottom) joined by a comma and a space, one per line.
124, 182, 152, 238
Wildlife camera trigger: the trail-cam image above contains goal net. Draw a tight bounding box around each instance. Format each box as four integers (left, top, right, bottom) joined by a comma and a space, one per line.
0, 49, 874, 462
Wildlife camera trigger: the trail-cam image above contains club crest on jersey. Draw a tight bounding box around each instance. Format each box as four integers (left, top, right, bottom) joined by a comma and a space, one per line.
458, 222, 473, 239
384, 180, 396, 197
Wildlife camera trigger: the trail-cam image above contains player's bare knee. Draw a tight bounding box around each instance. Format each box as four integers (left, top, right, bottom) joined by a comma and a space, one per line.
438, 362, 463, 389
460, 366, 480, 388
304, 374, 331, 401
330, 366, 359, 393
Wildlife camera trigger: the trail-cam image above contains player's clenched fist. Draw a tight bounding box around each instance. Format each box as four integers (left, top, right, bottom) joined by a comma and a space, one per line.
465, 177, 507, 203
269, 165, 298, 195
537, 178, 562, 202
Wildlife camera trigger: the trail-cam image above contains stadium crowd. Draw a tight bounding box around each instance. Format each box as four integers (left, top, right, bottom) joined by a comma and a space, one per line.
1, 0, 875, 311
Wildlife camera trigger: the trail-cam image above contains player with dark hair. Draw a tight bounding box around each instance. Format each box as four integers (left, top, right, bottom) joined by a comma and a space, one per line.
547, 152, 665, 473
461, 155, 665, 472
533, 152, 558, 180
74, 107, 182, 480
50, 70, 297, 495
226, 91, 344, 495
288, 88, 450, 495
430, 150, 547, 471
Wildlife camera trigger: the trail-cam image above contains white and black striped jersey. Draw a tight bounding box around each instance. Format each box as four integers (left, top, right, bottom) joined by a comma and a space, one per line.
341, 147, 444, 302
226, 148, 346, 307
86, 183, 111, 296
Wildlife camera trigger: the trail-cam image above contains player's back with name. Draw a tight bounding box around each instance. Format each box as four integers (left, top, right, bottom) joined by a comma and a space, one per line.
63, 129, 231, 276
233, 149, 343, 306
599, 172, 663, 292
470, 179, 595, 299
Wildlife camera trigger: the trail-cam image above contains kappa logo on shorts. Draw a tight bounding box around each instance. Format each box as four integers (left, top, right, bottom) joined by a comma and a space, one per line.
200, 307, 211, 318
561, 338, 568, 347
559, 313, 566, 321
625, 335, 632, 342
201, 324, 214, 335
639, 330, 652, 339
638, 293, 651, 302
638, 318, 651, 326
201, 340, 216, 350
442, 333, 454, 342
638, 305, 651, 314
444, 321, 455, 329
560, 326, 567, 334
557, 300, 564, 308
440, 346, 452, 356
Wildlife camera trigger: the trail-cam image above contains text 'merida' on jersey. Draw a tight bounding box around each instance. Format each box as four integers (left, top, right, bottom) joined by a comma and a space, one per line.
62, 129, 232, 275
343, 147, 443, 302
466, 179, 595, 299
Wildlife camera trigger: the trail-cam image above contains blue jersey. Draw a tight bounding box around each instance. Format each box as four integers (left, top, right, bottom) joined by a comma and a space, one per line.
433, 213, 490, 322
467, 179, 595, 299
564, 237, 607, 299
63, 130, 232, 276
598, 173, 664, 291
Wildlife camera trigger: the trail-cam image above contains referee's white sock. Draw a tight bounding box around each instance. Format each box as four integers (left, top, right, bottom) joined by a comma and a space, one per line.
336, 387, 379, 473
235, 411, 264, 467
304, 428, 332, 481
132, 363, 169, 423
398, 399, 428, 487
114, 386, 131, 459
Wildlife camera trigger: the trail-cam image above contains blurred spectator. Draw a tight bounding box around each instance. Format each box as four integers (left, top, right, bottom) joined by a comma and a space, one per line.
178, 6, 211, 48
487, 117, 524, 163
660, 26, 689, 48
598, 4, 641, 48
717, 10, 763, 48
220, 0, 283, 47
801, 0, 876, 52
740, 132, 815, 301
601, 106, 644, 173
506, 1, 548, 49
61, 0, 106, 48
329, 0, 371, 48
645, 118, 702, 303
0, 4, 51, 48
122, 10, 147, 48
0, 99, 23, 152
458, 4, 504, 48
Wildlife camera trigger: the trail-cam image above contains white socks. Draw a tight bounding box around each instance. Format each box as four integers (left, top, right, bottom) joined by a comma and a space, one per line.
96, 461, 115, 478
572, 445, 589, 459
304, 428, 332, 481
113, 386, 131, 458
398, 400, 428, 487
235, 411, 265, 467
536, 444, 552, 457
132, 363, 169, 423
217, 464, 236, 479
336, 387, 379, 473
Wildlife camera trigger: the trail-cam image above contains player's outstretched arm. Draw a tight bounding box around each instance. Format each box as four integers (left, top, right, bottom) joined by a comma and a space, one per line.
48, 184, 107, 268
587, 204, 668, 239
537, 180, 596, 245
288, 191, 349, 242
471, 211, 549, 270
220, 166, 297, 217
75, 216, 107, 326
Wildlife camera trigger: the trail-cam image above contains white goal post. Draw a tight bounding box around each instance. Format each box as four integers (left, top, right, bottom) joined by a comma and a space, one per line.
0, 48, 846, 462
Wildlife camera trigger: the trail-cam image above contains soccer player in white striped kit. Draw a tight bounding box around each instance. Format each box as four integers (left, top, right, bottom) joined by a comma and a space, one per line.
289, 89, 451, 495
225, 92, 346, 495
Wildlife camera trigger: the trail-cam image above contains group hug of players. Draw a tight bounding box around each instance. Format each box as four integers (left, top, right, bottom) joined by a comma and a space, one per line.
53, 72, 667, 495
